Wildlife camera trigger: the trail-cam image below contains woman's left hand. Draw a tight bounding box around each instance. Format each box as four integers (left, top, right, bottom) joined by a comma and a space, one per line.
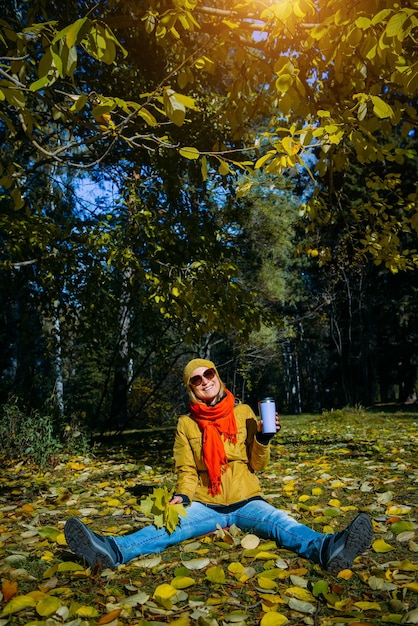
257, 413, 281, 433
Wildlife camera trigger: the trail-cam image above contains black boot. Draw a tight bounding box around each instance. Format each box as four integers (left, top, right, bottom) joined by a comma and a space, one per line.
64, 517, 121, 569
321, 513, 373, 573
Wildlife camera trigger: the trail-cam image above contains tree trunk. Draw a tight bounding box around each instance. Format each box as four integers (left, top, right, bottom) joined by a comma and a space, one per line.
109, 267, 132, 430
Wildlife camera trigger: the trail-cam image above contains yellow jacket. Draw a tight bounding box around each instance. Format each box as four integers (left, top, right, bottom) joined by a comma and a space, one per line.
173, 403, 270, 506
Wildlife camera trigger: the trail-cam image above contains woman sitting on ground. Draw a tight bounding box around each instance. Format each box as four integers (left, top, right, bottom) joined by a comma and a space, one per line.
64, 358, 373, 573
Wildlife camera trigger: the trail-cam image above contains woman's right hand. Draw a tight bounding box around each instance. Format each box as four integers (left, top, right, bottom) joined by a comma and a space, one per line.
169, 495, 184, 505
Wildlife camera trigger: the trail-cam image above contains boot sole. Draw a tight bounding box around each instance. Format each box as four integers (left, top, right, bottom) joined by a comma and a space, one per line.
327, 513, 373, 573
64, 517, 115, 569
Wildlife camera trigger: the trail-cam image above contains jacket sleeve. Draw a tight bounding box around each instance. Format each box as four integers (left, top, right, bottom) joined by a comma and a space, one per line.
172, 416, 199, 502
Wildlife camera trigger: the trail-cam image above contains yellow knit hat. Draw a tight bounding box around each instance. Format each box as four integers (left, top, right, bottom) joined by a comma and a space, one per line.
183, 358, 219, 385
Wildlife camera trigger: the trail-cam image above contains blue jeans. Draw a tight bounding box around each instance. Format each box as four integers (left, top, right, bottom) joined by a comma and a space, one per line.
113, 500, 326, 565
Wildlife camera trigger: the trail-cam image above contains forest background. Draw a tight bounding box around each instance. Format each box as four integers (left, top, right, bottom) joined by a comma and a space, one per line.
1, 0, 418, 456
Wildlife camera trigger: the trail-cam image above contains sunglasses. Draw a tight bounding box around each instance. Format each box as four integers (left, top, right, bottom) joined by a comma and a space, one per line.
189, 368, 216, 387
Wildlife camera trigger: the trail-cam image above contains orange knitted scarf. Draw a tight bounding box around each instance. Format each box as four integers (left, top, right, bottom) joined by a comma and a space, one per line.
190, 389, 237, 496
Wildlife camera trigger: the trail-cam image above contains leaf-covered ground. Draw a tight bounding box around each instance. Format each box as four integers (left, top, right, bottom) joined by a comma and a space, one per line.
1, 408, 417, 626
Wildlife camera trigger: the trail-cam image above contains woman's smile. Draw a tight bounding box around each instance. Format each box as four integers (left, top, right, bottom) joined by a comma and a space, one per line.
191, 366, 221, 403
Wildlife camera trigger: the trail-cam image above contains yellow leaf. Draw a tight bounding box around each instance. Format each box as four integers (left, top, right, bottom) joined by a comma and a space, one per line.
218, 159, 230, 175
174, 93, 199, 111
153, 583, 177, 609
255, 151, 275, 169
41, 550, 54, 562
334, 598, 353, 611
229, 562, 245, 575
354, 601, 381, 611
260, 612, 289, 625
258, 577, 278, 590
171, 576, 195, 589
179, 146, 200, 160
328, 499, 341, 508
201, 155, 207, 182
56, 532, 67, 546
138, 107, 158, 127
397, 559, 418, 572
205, 565, 226, 583
164, 89, 185, 126
387, 505, 412, 515
76, 605, 99, 617
292, 0, 306, 18
36, 596, 61, 617
27, 591, 46, 601
403, 582, 418, 592
106, 498, 121, 506
281, 136, 299, 155
253, 551, 279, 559
69, 462, 86, 470
57, 561, 85, 572
276, 74, 293, 94
312, 487, 323, 495
299, 495, 310, 502
283, 481, 296, 492
0, 595, 37, 616
371, 95, 393, 119
285, 586, 315, 602
337, 569, 353, 580
43, 564, 58, 578
372, 538, 395, 553
170, 618, 191, 626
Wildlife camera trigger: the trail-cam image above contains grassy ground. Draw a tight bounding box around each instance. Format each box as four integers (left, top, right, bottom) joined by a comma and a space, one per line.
0, 407, 417, 626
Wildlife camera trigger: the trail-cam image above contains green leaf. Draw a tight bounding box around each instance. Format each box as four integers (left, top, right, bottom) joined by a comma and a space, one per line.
50, 42, 64, 77
138, 486, 187, 534
30, 76, 52, 91
385, 11, 408, 38
66, 17, 91, 48
390, 520, 414, 534
312, 580, 329, 597
38, 526, 61, 541
165, 502, 188, 534
83, 23, 127, 64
